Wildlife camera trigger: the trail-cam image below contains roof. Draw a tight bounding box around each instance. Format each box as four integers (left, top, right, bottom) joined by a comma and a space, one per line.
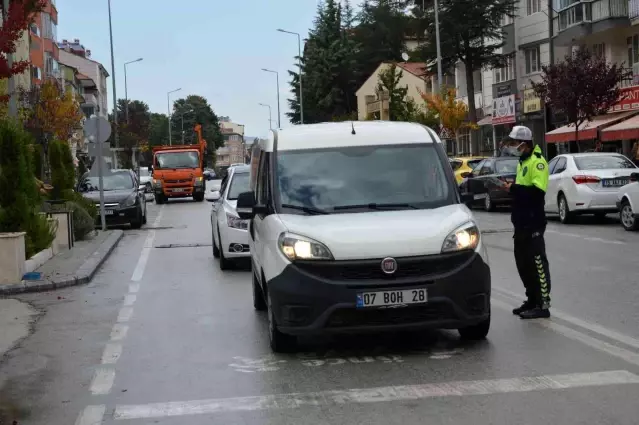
394, 62, 429, 80
273, 121, 439, 151
59, 49, 110, 77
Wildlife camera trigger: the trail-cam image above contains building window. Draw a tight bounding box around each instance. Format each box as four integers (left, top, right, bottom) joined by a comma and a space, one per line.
627, 35, 639, 66
500, 14, 513, 26
44, 52, 60, 77
30, 23, 40, 37
494, 57, 514, 83
525, 46, 541, 74
593, 43, 605, 60
527, 0, 541, 15
31, 66, 42, 80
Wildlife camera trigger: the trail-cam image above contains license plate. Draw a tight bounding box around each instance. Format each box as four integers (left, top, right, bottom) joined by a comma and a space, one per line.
356, 288, 427, 308
602, 178, 629, 188
171, 188, 186, 192
104, 209, 114, 216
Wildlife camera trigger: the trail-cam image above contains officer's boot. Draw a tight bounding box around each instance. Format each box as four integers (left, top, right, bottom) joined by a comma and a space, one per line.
512, 300, 534, 315
519, 306, 550, 319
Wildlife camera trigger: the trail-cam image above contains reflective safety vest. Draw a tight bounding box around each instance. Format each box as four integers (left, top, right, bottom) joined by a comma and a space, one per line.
515, 145, 549, 193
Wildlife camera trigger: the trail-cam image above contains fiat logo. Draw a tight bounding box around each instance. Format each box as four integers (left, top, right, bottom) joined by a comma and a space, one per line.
381, 257, 397, 275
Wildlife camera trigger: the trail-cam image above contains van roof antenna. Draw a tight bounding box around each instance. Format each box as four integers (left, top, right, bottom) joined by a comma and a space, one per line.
351, 121, 356, 135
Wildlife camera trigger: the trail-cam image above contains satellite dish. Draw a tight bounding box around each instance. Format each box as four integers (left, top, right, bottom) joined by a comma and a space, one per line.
401, 52, 409, 61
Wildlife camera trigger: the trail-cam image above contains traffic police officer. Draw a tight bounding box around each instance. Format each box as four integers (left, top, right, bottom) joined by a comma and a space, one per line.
506, 126, 552, 319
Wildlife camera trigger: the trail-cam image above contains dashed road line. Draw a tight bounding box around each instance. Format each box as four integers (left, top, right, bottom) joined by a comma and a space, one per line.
75, 405, 106, 425
101, 343, 123, 364
123, 294, 137, 306
129, 283, 140, 293
110, 323, 128, 341
90, 367, 116, 395
131, 206, 164, 282
112, 370, 639, 420
117, 306, 134, 323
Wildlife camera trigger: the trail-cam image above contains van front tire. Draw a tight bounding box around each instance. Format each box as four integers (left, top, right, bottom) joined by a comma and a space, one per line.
458, 315, 490, 340
253, 272, 266, 311
267, 291, 297, 353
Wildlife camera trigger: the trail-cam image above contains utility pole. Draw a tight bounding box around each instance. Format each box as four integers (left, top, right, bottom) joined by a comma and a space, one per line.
108, 0, 118, 149
277, 29, 304, 124
261, 68, 281, 128
3, 0, 17, 118
167, 88, 181, 146
124, 58, 143, 124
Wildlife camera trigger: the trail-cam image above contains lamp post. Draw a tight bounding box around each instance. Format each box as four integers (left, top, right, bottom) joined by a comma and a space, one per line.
108, 0, 118, 149
181, 109, 195, 143
258, 103, 272, 130
277, 29, 303, 124
167, 88, 181, 146
261, 68, 281, 128
3, 0, 16, 118
124, 58, 143, 124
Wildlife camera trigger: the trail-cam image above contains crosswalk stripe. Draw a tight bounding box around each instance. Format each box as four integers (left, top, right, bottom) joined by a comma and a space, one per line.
113, 370, 639, 420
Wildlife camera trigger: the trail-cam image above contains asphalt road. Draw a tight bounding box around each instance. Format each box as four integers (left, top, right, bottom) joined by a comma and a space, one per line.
1, 189, 638, 425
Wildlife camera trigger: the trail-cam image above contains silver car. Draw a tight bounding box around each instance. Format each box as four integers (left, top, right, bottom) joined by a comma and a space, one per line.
544, 152, 638, 223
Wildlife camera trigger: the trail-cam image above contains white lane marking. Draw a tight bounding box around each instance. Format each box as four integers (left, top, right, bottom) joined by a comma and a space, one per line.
101, 343, 122, 364
545, 229, 625, 245
117, 306, 133, 323
123, 294, 137, 306
493, 286, 639, 351
110, 323, 128, 342
583, 236, 625, 245
129, 283, 140, 293
90, 367, 115, 395
75, 405, 105, 425
131, 206, 164, 282
113, 370, 639, 420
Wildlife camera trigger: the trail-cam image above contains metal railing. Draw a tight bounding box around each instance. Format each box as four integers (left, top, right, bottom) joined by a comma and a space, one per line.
553, 0, 628, 33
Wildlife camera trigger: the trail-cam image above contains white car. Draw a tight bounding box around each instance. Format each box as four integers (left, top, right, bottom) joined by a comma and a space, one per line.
544, 153, 639, 223
204, 179, 222, 201
617, 173, 639, 231
236, 121, 490, 353
210, 166, 251, 269
138, 167, 153, 192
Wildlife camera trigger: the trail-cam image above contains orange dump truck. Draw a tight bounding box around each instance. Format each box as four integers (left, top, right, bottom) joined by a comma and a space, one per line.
150, 125, 207, 204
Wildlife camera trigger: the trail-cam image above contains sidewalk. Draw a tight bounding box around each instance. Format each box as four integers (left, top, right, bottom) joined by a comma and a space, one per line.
0, 229, 123, 296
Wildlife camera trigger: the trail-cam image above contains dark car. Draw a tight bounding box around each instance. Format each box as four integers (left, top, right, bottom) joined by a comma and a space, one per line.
203, 168, 216, 181
77, 169, 148, 228
459, 157, 519, 211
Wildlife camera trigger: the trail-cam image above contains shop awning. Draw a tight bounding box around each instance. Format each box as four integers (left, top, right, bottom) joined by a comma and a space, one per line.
600, 113, 639, 141
477, 116, 493, 126
545, 111, 636, 143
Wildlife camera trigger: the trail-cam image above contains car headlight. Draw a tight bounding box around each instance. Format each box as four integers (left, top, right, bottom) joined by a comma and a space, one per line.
153, 179, 162, 188
121, 193, 137, 207
194, 176, 204, 186
226, 212, 248, 229
278, 232, 333, 261
441, 222, 480, 253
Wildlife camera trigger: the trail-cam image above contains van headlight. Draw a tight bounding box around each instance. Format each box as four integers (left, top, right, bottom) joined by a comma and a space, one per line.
441, 222, 480, 253
278, 232, 333, 261
194, 176, 204, 186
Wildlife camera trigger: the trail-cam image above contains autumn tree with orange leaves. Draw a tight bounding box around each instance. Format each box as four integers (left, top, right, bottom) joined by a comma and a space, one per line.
420, 87, 478, 155
32, 80, 83, 141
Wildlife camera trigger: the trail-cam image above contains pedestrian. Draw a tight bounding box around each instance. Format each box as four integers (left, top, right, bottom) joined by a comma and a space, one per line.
505, 126, 552, 319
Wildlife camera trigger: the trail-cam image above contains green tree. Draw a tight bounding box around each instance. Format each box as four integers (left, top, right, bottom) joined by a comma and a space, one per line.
109, 99, 151, 169
170, 95, 223, 164
415, 0, 516, 149
48, 139, 75, 199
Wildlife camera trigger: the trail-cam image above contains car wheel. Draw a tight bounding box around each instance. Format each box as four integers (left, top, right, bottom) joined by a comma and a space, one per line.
130, 206, 143, 229
484, 193, 495, 212
218, 228, 233, 270
194, 192, 205, 202
558, 194, 574, 224
212, 227, 220, 258
253, 271, 266, 311
458, 315, 490, 340
155, 194, 165, 204
267, 289, 297, 353
620, 200, 639, 231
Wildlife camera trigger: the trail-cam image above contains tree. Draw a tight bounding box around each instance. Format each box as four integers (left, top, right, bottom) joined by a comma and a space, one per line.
31, 80, 83, 141
0, 0, 45, 102
416, 0, 516, 151
376, 63, 412, 121
170, 95, 223, 165
532, 47, 632, 148
421, 87, 478, 153
110, 99, 151, 169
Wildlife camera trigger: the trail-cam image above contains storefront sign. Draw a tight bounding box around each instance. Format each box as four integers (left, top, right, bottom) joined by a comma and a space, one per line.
611, 85, 639, 113
492, 95, 516, 125
523, 89, 541, 113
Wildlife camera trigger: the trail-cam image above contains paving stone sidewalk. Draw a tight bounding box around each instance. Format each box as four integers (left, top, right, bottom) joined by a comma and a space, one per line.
0, 230, 123, 295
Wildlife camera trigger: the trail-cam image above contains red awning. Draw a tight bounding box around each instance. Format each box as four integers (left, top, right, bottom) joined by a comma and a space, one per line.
600, 114, 639, 141
545, 112, 637, 143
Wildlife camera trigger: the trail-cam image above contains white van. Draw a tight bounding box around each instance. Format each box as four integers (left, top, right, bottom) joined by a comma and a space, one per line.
236, 121, 490, 352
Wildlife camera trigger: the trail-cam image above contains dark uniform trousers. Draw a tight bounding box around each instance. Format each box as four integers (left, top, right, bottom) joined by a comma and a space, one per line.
513, 228, 551, 309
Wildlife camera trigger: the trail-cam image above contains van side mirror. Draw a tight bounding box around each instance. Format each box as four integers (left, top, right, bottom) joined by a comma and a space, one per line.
237, 191, 258, 219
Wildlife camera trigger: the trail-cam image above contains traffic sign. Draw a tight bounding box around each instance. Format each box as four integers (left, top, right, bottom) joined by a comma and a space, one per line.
83, 115, 112, 143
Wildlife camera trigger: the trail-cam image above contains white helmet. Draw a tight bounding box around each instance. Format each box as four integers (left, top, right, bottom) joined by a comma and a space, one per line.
508, 125, 533, 141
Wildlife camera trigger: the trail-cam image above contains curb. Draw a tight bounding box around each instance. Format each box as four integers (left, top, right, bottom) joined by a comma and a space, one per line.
0, 230, 124, 296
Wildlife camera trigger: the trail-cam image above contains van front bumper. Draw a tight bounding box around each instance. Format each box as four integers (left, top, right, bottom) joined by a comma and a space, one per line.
266, 250, 491, 336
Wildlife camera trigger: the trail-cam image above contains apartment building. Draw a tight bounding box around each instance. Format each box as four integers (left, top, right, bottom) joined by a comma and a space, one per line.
28, 0, 59, 86
452, 0, 639, 157
216, 117, 246, 167
58, 39, 109, 118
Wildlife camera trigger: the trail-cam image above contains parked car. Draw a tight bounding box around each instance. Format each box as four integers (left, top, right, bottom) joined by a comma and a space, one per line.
77, 169, 147, 229
544, 153, 639, 223
459, 157, 519, 211
204, 179, 222, 201
616, 172, 639, 231
210, 166, 251, 269
203, 168, 216, 180
449, 156, 486, 185
236, 121, 489, 353
138, 167, 153, 192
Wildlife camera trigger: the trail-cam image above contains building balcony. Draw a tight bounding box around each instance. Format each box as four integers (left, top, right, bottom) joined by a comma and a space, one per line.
553, 0, 630, 46
82, 92, 98, 107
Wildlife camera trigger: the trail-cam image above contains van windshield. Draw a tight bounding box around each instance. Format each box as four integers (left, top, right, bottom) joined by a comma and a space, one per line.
276, 144, 455, 213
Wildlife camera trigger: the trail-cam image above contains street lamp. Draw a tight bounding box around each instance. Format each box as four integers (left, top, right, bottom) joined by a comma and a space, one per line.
108, 0, 118, 149
277, 28, 303, 124
181, 108, 195, 143
167, 88, 181, 146
124, 58, 143, 124
258, 103, 272, 130
261, 68, 281, 128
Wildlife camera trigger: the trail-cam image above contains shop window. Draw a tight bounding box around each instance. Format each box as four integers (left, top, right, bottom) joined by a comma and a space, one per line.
525, 46, 541, 74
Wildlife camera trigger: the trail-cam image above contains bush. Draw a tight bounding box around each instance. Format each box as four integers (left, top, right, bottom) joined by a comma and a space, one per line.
0, 120, 55, 258
67, 202, 95, 241
49, 139, 75, 199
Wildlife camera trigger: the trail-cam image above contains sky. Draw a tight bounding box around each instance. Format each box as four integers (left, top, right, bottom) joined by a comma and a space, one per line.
56, 0, 319, 139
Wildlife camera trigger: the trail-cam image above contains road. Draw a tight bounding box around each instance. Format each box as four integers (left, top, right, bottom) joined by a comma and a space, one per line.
1, 187, 638, 425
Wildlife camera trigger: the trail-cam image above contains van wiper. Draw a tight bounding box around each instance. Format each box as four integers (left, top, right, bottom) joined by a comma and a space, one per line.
281, 203, 329, 215
334, 203, 419, 211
